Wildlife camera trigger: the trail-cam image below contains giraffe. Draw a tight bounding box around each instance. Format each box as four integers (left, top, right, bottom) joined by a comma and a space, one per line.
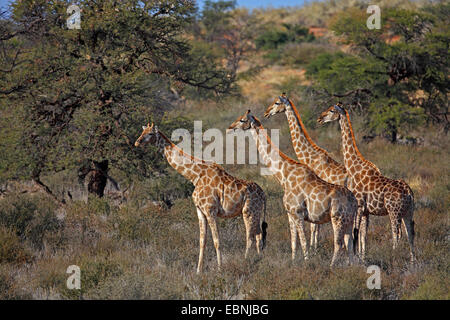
317, 104, 416, 263
227, 110, 357, 266
264, 93, 353, 251
135, 123, 268, 273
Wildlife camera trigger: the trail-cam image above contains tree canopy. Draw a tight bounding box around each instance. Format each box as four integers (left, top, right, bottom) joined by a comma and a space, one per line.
306, 3, 449, 139
0, 0, 236, 198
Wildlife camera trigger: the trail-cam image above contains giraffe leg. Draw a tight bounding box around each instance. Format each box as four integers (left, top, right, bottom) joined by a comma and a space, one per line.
243, 198, 263, 257
242, 212, 252, 259
287, 214, 298, 261
389, 213, 402, 250
314, 224, 320, 251
353, 195, 366, 260
291, 210, 309, 261
330, 217, 345, 267
256, 232, 263, 255
402, 216, 416, 263
359, 212, 369, 261
251, 213, 263, 255
344, 223, 354, 265
310, 223, 319, 253
205, 214, 222, 271
196, 207, 207, 274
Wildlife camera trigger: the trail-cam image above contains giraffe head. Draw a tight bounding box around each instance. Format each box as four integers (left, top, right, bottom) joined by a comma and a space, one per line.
135, 122, 160, 147
317, 103, 345, 125
264, 93, 291, 118
227, 110, 262, 132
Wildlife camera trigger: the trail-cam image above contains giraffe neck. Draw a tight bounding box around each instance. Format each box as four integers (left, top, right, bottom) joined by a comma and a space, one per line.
285, 101, 325, 165
338, 111, 379, 175
248, 124, 298, 184
156, 131, 207, 184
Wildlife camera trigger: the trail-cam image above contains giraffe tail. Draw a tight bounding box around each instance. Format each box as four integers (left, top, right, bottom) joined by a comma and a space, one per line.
353, 227, 359, 255
352, 201, 360, 255
261, 196, 268, 250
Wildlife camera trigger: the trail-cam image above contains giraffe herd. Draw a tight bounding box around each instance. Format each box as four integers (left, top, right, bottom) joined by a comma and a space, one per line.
134, 95, 416, 273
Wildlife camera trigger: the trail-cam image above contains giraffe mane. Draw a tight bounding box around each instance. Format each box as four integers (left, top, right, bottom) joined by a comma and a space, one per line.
252, 116, 304, 165
344, 110, 379, 171
288, 99, 330, 156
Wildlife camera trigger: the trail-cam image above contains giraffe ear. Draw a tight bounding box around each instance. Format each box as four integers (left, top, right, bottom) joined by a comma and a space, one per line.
279, 94, 290, 105
248, 114, 258, 125
154, 125, 159, 132
142, 126, 147, 130
334, 105, 345, 114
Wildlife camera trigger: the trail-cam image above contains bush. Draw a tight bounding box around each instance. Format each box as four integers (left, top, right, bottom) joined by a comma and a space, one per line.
129, 172, 194, 208
278, 43, 336, 66
408, 273, 450, 300
0, 225, 30, 263
61, 258, 123, 299
0, 194, 62, 249
111, 205, 158, 243
256, 24, 315, 50
368, 98, 426, 143
287, 287, 313, 300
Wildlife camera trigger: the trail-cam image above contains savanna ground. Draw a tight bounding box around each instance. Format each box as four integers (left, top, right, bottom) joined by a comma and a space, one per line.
1, 80, 448, 300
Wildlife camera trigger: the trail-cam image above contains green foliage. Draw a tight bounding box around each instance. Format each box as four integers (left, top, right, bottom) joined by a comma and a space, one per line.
368, 98, 425, 141
201, 0, 237, 42
407, 273, 450, 300
276, 43, 337, 66
256, 24, 314, 50
306, 4, 449, 139
194, 1, 257, 91
307, 52, 383, 94
286, 287, 312, 300
62, 257, 123, 299
0, 0, 236, 192
111, 205, 159, 243
0, 194, 62, 249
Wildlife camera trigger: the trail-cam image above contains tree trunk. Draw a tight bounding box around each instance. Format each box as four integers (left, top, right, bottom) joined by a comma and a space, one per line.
87, 160, 109, 197
391, 127, 397, 143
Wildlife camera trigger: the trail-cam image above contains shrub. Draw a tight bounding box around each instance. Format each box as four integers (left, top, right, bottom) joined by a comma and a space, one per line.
61, 257, 123, 299
129, 172, 194, 208
408, 273, 450, 300
0, 225, 30, 263
256, 24, 315, 50
0, 194, 62, 249
110, 204, 163, 243
287, 286, 313, 300
278, 43, 336, 66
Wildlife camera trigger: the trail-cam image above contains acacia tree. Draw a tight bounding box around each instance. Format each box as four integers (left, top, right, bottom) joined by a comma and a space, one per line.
194, 0, 258, 83
306, 4, 449, 140
0, 0, 236, 199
